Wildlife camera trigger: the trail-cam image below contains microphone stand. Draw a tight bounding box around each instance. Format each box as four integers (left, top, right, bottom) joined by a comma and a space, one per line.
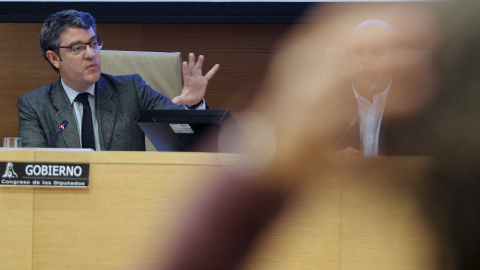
49, 120, 68, 148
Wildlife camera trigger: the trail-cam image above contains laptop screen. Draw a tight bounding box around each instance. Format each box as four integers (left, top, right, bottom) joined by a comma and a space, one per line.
138, 109, 242, 152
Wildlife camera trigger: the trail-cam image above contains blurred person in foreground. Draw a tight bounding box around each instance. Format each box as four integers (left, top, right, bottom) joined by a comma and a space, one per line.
154, 1, 480, 269
17, 9, 219, 150
413, 1, 480, 268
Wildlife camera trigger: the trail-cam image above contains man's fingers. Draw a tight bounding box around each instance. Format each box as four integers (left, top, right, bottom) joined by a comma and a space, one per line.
195, 54, 204, 70
171, 95, 184, 105
205, 64, 220, 80
188, 52, 195, 71
183, 53, 219, 81
182, 61, 190, 77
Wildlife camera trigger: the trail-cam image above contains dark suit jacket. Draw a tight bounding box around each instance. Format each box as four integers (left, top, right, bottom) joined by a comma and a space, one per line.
335, 116, 415, 156
334, 82, 427, 156
17, 73, 183, 151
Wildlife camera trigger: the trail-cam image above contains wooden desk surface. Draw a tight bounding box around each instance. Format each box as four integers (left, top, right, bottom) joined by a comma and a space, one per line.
0, 149, 438, 270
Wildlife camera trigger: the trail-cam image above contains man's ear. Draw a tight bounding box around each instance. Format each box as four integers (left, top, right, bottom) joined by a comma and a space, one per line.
46, 50, 61, 69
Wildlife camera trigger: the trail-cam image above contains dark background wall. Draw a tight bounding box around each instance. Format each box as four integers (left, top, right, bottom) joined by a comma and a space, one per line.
0, 2, 313, 24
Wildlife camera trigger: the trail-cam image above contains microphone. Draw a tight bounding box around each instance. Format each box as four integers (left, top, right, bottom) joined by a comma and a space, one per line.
49, 120, 68, 148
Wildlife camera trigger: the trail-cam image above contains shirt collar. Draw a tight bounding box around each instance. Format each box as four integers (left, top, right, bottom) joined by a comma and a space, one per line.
61, 78, 96, 105
352, 77, 392, 107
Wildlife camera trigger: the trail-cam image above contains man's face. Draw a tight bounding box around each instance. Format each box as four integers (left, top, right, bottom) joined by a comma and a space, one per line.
346, 22, 396, 99
51, 27, 101, 91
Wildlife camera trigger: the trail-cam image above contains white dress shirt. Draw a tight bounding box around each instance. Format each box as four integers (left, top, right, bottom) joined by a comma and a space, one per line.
62, 80, 101, 150
352, 80, 392, 156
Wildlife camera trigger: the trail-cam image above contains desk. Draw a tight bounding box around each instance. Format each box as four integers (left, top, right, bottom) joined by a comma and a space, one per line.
0, 149, 438, 269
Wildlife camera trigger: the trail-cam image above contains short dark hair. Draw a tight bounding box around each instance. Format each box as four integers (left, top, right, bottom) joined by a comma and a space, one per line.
40, 9, 97, 72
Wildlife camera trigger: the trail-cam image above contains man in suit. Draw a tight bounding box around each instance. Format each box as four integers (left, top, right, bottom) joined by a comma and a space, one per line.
334, 19, 397, 156
17, 9, 219, 151
334, 19, 433, 156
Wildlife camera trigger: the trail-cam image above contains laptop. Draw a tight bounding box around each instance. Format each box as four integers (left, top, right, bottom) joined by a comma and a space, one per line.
137, 109, 243, 152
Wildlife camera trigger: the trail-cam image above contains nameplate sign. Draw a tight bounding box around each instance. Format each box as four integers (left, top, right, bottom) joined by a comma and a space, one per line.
0, 162, 90, 188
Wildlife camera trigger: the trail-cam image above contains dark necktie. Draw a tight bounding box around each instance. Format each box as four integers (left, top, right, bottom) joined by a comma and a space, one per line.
75, 92, 96, 150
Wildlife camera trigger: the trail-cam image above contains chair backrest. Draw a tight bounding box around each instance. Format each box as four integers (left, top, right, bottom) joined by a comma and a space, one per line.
101, 50, 182, 99
101, 50, 183, 151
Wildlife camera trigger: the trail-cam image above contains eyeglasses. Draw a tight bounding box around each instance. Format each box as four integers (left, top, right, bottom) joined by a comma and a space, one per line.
57, 37, 103, 55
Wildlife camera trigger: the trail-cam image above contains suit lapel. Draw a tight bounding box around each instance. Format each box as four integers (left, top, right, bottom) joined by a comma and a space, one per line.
336, 89, 361, 151
379, 86, 396, 155
95, 76, 118, 150
51, 81, 81, 148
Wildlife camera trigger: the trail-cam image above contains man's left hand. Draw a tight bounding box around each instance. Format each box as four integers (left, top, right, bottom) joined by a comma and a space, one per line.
172, 52, 220, 106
